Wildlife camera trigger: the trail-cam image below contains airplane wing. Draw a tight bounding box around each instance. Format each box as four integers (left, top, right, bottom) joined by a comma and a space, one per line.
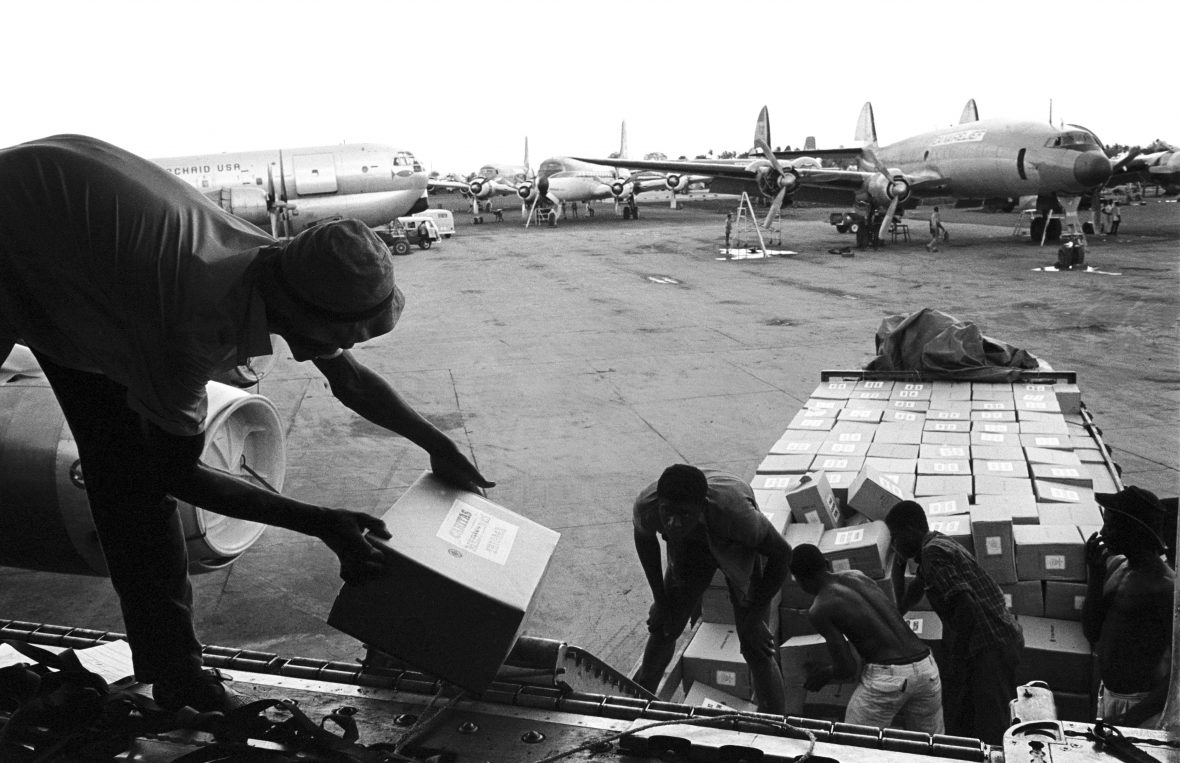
428, 179, 471, 192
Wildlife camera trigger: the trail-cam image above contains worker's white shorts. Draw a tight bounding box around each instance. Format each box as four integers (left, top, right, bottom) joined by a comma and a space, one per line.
845, 653, 944, 735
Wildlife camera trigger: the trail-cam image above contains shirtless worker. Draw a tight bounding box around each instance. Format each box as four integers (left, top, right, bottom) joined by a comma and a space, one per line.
790, 544, 943, 733
632, 464, 791, 714
1082, 486, 1174, 728
0, 135, 494, 713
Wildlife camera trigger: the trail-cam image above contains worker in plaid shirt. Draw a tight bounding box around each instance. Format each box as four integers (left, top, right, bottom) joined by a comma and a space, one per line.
886, 500, 1023, 745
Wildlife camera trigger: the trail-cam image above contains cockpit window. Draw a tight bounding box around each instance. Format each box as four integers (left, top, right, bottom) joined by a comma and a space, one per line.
1045, 132, 1096, 148
394, 151, 423, 172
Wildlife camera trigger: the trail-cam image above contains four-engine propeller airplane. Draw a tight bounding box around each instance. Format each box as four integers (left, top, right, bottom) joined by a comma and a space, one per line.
154, 143, 429, 237
577, 101, 1116, 242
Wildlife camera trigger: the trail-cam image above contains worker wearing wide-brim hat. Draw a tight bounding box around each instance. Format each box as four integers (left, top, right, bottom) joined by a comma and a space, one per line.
0, 135, 493, 714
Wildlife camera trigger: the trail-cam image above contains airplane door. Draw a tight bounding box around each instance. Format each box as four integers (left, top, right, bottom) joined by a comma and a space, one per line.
291, 153, 339, 195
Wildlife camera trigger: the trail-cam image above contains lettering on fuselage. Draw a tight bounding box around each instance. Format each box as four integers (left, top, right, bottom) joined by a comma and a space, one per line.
930, 129, 987, 147
167, 162, 244, 175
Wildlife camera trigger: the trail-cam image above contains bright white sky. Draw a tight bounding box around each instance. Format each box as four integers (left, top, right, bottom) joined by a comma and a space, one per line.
3, 0, 1175, 174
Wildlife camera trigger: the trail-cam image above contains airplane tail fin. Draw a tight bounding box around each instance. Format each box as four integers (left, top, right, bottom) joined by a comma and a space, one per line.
754, 106, 772, 153
524, 137, 533, 179
620, 121, 628, 160
855, 102, 878, 147
804, 136, 816, 152
959, 99, 979, 124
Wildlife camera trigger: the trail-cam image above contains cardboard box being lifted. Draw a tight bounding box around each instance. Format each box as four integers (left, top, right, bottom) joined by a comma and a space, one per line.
847, 463, 912, 521
328, 472, 560, 692
785, 472, 842, 529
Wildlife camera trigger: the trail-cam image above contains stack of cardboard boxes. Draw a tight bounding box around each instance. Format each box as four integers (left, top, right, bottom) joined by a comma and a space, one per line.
683, 376, 1110, 722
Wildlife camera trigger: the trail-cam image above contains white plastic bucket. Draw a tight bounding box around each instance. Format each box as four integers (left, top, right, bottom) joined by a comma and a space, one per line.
0, 372, 285, 576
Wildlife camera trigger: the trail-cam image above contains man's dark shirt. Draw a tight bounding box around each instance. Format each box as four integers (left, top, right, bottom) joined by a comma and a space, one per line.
918, 531, 1023, 657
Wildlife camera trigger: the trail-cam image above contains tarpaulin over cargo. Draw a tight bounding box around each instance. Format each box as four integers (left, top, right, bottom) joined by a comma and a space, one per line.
865, 308, 1043, 381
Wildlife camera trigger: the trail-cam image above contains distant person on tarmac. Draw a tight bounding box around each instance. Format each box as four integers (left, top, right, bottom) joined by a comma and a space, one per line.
1110, 201, 1122, 234
724, 212, 733, 251
631, 464, 791, 714
790, 544, 944, 734
886, 500, 1023, 745
0, 135, 494, 715
926, 207, 943, 252
1082, 486, 1174, 729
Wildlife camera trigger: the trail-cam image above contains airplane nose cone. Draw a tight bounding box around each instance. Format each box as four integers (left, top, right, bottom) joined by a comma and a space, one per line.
1074, 151, 1112, 188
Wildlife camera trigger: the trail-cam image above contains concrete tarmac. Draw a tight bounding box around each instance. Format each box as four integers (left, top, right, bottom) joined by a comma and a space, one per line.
1, 194, 1176, 678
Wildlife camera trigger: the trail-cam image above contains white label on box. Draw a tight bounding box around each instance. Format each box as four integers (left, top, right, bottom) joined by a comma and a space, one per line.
988, 462, 1014, 472
826, 383, 848, 391
985, 536, 1003, 556
934, 411, 960, 420
1045, 555, 1066, 570
1025, 401, 1048, 410
933, 422, 953, 431
785, 442, 808, 452
864, 381, 884, 389
1023, 393, 1047, 402
907, 618, 924, 635
1035, 436, 1063, 446
934, 462, 963, 473
980, 411, 1002, 420
831, 558, 851, 572
981, 402, 1003, 410
806, 510, 820, 524
821, 459, 850, 469
835, 528, 865, 545
715, 670, 737, 687
831, 443, 855, 453
837, 433, 865, 442
895, 412, 918, 421
1004, 593, 1013, 608
930, 500, 958, 514
766, 477, 793, 488
1025, 385, 1048, 392
899, 390, 918, 398
942, 447, 967, 457
437, 499, 519, 565
981, 433, 1004, 442
699, 697, 734, 711
1050, 486, 1080, 501
800, 418, 824, 428
1073, 595, 1085, 611
983, 423, 1011, 432
1051, 468, 1080, 478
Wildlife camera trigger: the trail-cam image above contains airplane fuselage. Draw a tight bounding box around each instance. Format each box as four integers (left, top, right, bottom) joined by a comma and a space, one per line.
534, 157, 625, 203
154, 143, 429, 234
877, 119, 1111, 200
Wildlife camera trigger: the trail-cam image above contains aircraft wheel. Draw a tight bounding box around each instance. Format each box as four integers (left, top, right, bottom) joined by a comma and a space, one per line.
1046, 219, 1062, 241
474, 216, 482, 224
632, 207, 639, 219
622, 207, 631, 220
836, 225, 849, 233
547, 211, 557, 226
392, 240, 411, 256
849, 223, 860, 233
418, 240, 432, 250
1029, 217, 1045, 243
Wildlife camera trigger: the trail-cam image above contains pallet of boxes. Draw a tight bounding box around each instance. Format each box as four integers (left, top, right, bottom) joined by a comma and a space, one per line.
716, 372, 1117, 722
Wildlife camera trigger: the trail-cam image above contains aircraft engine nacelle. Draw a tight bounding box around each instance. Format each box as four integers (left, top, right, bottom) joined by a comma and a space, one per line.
752, 165, 800, 199
205, 186, 271, 226
468, 177, 493, 200
866, 173, 911, 207
665, 174, 690, 193
609, 180, 633, 198
517, 181, 536, 202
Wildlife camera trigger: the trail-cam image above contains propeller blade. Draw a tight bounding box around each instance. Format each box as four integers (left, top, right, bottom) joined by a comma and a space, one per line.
763, 187, 787, 228
525, 195, 541, 228
862, 146, 893, 181
754, 137, 786, 176
1110, 147, 1142, 175
878, 196, 900, 241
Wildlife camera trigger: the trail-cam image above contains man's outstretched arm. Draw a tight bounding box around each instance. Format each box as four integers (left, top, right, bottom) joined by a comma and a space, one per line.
313, 350, 493, 494
145, 423, 390, 584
